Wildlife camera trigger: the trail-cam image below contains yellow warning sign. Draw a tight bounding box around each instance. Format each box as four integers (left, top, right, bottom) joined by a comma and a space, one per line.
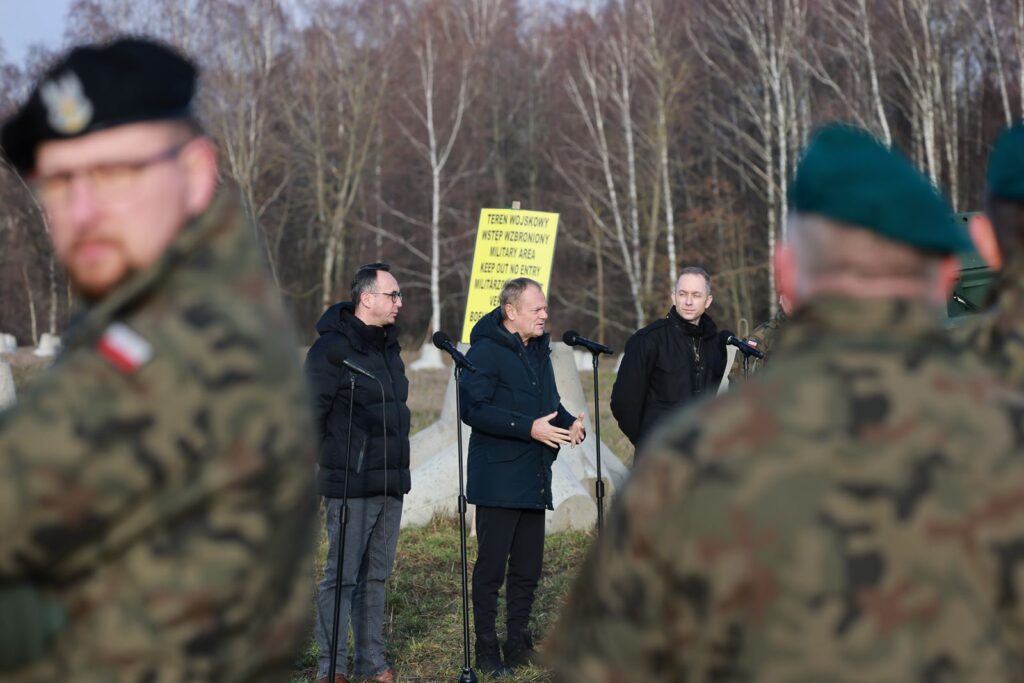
461, 208, 560, 342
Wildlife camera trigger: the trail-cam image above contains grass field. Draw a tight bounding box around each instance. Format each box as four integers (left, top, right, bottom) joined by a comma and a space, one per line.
286, 364, 628, 682
290, 518, 592, 682
3, 351, 633, 682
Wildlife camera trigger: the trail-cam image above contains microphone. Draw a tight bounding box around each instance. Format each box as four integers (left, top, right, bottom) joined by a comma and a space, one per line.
562, 330, 613, 355
432, 331, 476, 373
326, 348, 377, 379
723, 333, 765, 359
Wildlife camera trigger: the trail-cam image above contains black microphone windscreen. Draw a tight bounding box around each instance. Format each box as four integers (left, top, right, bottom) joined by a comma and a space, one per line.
432, 330, 451, 349
562, 330, 578, 345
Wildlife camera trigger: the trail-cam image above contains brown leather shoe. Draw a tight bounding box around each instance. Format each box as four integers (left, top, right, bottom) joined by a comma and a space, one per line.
316, 675, 349, 683
368, 668, 397, 682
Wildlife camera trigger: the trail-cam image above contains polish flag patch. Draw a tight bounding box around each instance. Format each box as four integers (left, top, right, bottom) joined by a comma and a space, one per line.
97, 323, 153, 373
747, 340, 758, 347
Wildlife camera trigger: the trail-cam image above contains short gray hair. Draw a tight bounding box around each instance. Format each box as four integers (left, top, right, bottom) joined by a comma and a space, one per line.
677, 266, 712, 295
787, 214, 936, 281
499, 277, 542, 309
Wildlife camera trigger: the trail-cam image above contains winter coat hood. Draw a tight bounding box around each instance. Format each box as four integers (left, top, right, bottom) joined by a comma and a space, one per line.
470, 306, 552, 353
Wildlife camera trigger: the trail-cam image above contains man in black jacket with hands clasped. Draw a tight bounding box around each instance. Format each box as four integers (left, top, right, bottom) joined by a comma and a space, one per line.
460, 277, 585, 677
305, 262, 411, 683
611, 266, 728, 452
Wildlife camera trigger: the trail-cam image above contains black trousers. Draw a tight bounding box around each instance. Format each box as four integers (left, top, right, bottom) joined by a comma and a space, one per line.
472, 506, 545, 643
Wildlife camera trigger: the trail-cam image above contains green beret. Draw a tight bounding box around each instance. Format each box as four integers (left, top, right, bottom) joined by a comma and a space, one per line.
1, 37, 197, 173
789, 123, 968, 254
986, 123, 1024, 202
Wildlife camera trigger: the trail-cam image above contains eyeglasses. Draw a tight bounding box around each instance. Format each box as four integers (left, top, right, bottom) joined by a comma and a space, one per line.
370, 291, 403, 303
31, 138, 194, 207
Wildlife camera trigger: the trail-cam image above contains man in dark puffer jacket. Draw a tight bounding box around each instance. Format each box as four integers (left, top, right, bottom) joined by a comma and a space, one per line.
461, 277, 585, 677
305, 263, 410, 683
611, 266, 728, 451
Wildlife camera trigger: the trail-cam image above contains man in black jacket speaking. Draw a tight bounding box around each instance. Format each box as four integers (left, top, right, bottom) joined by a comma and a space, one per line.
611, 266, 728, 451
461, 277, 585, 676
305, 262, 411, 683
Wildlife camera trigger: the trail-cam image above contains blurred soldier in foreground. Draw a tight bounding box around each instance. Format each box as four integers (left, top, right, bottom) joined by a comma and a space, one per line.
727, 293, 791, 381
305, 263, 411, 683
461, 278, 584, 677
547, 124, 1024, 682
611, 266, 727, 450
957, 123, 1024, 385
0, 38, 317, 682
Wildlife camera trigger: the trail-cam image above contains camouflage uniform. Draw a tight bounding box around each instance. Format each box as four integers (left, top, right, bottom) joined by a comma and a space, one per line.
0, 189, 318, 683
548, 296, 1024, 683
955, 257, 1024, 387
728, 308, 787, 381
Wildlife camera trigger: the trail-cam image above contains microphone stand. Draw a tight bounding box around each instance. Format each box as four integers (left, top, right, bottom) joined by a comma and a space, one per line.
591, 351, 606, 532
327, 374, 357, 683
453, 364, 477, 683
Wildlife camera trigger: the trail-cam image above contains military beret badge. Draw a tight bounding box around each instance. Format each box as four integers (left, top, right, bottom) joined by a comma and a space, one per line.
39, 72, 94, 135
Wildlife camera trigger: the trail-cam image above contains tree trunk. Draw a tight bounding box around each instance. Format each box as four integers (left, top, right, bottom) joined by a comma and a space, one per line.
22, 267, 37, 347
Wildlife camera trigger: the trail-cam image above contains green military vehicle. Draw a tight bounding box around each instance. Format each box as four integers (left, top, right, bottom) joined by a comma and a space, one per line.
947, 212, 993, 320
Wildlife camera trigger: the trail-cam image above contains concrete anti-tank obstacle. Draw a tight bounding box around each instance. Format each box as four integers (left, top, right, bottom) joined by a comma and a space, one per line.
0, 361, 15, 410
404, 342, 629, 534
0, 334, 16, 354
34, 333, 61, 357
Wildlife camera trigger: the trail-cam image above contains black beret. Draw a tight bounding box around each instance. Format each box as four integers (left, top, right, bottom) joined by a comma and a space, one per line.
789, 123, 969, 254
1, 37, 197, 172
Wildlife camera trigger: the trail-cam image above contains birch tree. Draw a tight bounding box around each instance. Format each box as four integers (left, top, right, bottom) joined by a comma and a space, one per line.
399, 0, 479, 368
555, 3, 654, 329
199, 0, 290, 280
689, 0, 807, 313
282, 4, 388, 312
638, 0, 685, 288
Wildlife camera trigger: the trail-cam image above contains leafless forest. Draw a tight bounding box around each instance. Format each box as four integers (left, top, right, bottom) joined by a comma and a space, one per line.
0, 0, 1020, 350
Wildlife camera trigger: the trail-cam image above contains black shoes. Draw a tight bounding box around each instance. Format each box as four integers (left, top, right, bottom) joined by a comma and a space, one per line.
502, 630, 541, 670
475, 637, 512, 678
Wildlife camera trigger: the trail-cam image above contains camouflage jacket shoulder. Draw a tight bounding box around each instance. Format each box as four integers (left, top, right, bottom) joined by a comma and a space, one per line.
951, 258, 1024, 386
749, 306, 786, 345
0, 188, 318, 683
729, 307, 787, 380
549, 296, 1024, 683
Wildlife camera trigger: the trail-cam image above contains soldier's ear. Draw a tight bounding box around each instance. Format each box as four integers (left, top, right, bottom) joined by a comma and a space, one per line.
779, 293, 793, 316
180, 136, 219, 218
969, 213, 1001, 270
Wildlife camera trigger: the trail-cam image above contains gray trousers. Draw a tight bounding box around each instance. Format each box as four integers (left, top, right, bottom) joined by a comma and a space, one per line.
315, 495, 402, 678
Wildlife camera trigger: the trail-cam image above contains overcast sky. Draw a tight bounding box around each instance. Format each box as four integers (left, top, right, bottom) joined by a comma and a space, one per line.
0, 0, 72, 65
0, 0, 596, 68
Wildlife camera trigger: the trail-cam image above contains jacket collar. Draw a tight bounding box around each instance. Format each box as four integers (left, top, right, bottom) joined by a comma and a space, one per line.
343, 307, 393, 353
777, 295, 946, 355
471, 306, 551, 353
668, 306, 717, 339
315, 301, 400, 354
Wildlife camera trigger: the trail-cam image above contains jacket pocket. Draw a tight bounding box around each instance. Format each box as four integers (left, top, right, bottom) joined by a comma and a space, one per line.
347, 429, 369, 473
650, 361, 687, 403
485, 443, 530, 464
